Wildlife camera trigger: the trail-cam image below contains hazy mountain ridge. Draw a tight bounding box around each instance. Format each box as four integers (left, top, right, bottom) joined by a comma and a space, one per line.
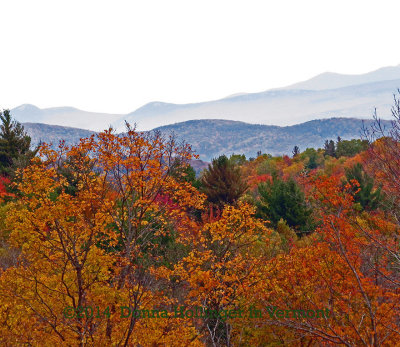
281, 65, 400, 91
119, 79, 400, 130
22, 118, 391, 162
12, 104, 122, 132
11, 65, 400, 132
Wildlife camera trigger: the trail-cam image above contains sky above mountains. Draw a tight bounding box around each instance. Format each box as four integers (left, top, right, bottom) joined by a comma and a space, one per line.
11, 66, 400, 131
1, 0, 400, 114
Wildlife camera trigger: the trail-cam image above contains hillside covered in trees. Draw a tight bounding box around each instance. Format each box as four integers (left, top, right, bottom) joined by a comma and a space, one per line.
0, 106, 400, 346
21, 117, 392, 162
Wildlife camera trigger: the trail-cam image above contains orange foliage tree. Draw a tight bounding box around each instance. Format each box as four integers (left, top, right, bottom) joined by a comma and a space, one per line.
240, 175, 400, 346
0, 125, 205, 346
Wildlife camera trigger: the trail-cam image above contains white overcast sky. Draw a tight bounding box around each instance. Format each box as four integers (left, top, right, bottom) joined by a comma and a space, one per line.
1, 0, 400, 114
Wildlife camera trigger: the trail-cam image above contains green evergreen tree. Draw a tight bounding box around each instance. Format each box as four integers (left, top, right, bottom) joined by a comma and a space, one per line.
292, 145, 300, 157
256, 175, 313, 234
200, 155, 248, 208
302, 148, 318, 170
324, 139, 336, 157
0, 109, 37, 177
345, 163, 382, 210
306, 154, 318, 170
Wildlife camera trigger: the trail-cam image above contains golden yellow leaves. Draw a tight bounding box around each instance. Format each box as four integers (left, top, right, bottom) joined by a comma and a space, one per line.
0, 125, 209, 345
161, 201, 272, 316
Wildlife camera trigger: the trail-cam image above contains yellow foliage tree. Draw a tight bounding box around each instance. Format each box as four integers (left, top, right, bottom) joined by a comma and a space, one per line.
0, 126, 205, 346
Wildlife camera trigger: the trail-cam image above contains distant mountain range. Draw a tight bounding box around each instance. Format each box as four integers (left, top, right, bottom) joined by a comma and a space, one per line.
9, 65, 400, 162
22, 117, 391, 162
280, 65, 400, 90
11, 65, 400, 132
12, 105, 122, 132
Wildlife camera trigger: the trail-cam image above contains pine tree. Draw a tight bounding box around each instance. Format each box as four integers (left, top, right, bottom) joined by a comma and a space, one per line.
0, 109, 36, 177
303, 148, 318, 170
292, 145, 300, 157
324, 139, 336, 157
200, 155, 248, 208
256, 175, 313, 234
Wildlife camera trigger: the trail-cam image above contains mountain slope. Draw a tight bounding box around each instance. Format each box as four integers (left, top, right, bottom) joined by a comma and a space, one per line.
116, 79, 399, 130
22, 123, 95, 147
12, 104, 121, 132
22, 118, 391, 162
151, 118, 390, 160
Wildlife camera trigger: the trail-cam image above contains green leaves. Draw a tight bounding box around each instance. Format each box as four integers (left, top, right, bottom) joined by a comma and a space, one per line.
256, 175, 313, 234
0, 109, 36, 177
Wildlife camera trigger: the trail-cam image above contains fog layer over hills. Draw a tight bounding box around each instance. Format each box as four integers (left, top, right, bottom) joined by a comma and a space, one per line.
12, 65, 400, 132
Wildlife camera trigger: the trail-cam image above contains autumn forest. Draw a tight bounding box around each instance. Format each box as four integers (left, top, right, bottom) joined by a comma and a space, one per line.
0, 102, 400, 346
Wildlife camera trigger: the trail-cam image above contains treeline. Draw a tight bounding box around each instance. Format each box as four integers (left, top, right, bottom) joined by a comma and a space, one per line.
0, 106, 399, 346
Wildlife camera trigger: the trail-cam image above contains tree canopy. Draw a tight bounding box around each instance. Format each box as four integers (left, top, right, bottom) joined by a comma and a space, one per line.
256, 175, 313, 233
0, 109, 36, 177
200, 154, 248, 208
